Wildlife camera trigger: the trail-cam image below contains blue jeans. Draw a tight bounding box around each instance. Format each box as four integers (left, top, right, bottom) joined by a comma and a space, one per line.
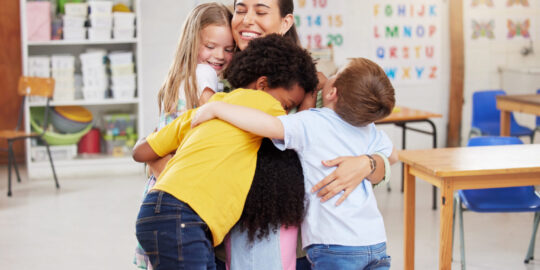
136, 191, 216, 270
306, 242, 390, 270
296, 256, 312, 270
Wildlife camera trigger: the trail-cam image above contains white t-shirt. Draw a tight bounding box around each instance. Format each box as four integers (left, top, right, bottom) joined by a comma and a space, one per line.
273, 107, 393, 248
159, 64, 219, 129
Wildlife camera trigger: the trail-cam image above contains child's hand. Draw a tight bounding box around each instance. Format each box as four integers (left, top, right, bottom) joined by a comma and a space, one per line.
191, 102, 221, 128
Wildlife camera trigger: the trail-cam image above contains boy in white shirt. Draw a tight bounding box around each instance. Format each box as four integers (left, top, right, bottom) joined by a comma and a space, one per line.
192, 57, 397, 270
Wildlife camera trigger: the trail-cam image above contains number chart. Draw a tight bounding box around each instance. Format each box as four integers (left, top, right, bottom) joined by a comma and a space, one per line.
372, 0, 442, 85
294, 0, 347, 50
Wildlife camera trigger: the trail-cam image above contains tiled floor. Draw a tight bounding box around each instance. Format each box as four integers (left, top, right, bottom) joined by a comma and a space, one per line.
0, 164, 539, 270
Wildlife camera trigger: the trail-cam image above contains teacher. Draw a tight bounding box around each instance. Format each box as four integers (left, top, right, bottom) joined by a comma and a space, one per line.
225, 1, 393, 269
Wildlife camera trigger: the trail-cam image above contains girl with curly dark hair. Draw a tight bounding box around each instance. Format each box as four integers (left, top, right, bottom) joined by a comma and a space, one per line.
225, 138, 305, 269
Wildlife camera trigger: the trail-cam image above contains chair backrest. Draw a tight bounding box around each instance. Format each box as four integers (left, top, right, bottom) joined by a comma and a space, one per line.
467, 136, 523, 147
18, 77, 54, 98
16, 77, 55, 132
471, 90, 505, 127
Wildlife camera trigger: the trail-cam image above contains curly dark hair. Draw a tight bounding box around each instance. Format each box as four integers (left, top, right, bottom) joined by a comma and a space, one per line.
224, 34, 318, 94
238, 138, 306, 242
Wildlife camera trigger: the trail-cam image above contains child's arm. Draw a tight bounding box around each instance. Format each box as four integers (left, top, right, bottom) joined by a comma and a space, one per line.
298, 72, 326, 111
133, 138, 160, 162
198, 87, 216, 105
388, 147, 399, 165
192, 101, 285, 140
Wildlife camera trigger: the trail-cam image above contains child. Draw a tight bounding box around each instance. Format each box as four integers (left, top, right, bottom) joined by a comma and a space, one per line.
226, 138, 306, 270
133, 34, 318, 270
133, 3, 234, 270
192, 57, 397, 270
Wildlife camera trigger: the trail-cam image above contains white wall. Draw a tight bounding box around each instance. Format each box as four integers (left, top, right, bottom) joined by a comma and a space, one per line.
139, 0, 197, 135
461, 2, 540, 144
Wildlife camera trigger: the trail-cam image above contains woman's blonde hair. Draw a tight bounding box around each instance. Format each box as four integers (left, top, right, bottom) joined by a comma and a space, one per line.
158, 3, 232, 114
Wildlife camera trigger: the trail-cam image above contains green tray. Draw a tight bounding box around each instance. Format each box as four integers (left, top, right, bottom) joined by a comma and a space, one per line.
30, 107, 92, 145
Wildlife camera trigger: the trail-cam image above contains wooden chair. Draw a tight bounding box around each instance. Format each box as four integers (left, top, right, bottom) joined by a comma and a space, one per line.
0, 77, 59, 196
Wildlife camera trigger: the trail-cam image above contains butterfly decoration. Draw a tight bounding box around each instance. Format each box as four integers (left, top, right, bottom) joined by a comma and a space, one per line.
472, 0, 494, 7
507, 19, 531, 38
507, 0, 529, 6
472, 20, 495, 39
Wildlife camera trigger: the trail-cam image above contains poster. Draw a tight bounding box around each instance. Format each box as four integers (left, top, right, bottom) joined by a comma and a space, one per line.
294, 0, 348, 50
371, 1, 442, 85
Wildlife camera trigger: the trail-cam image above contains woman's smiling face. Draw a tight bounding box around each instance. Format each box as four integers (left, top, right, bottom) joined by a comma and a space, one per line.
232, 0, 290, 50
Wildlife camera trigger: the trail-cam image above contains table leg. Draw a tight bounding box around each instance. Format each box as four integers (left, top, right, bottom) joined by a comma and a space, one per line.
404, 164, 416, 270
426, 119, 438, 210
400, 123, 407, 192
500, 110, 511, 136
439, 181, 455, 270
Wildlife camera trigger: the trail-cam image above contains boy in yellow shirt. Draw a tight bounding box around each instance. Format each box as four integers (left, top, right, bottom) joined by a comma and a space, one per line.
132, 34, 318, 269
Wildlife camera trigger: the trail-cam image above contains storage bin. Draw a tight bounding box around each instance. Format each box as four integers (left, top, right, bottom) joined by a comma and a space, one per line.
52, 68, 76, 78
113, 12, 135, 28
89, 14, 113, 28
111, 74, 136, 88
108, 51, 133, 65
103, 135, 130, 156
82, 87, 106, 100
51, 55, 76, 69
113, 27, 135, 39
103, 113, 136, 136
80, 51, 106, 67
64, 3, 88, 16
110, 63, 134, 76
31, 145, 78, 162
88, 27, 111, 40
28, 56, 51, 78
63, 27, 86, 40
26, 1, 51, 41
112, 86, 135, 99
88, 1, 113, 15
63, 15, 86, 28
53, 87, 76, 101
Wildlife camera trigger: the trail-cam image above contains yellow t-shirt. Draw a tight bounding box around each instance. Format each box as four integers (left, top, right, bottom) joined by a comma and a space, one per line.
146, 88, 285, 246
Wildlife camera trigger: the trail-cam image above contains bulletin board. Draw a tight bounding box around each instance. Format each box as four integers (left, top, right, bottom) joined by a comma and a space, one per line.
293, 0, 347, 49
294, 0, 443, 86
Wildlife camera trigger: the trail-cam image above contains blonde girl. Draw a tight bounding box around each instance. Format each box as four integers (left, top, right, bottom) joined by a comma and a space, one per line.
134, 3, 234, 270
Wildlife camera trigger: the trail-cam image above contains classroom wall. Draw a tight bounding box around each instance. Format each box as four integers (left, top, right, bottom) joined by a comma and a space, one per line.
461, 0, 540, 143
139, 0, 198, 135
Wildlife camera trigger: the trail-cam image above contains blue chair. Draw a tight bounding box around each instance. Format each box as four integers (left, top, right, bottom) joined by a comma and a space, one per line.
469, 90, 534, 142
453, 136, 540, 269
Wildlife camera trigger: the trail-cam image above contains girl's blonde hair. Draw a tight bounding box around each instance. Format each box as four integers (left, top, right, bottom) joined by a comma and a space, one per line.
158, 3, 232, 114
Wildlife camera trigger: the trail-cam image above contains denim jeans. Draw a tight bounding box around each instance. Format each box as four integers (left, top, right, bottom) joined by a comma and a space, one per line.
306, 242, 390, 270
296, 256, 312, 270
136, 191, 216, 270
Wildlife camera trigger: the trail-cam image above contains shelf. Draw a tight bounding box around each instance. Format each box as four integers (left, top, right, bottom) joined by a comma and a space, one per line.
28, 39, 138, 46
32, 155, 133, 166
28, 98, 140, 107
28, 155, 143, 179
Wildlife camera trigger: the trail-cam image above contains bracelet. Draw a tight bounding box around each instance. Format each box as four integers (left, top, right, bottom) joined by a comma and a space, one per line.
372, 152, 391, 188
366, 154, 377, 176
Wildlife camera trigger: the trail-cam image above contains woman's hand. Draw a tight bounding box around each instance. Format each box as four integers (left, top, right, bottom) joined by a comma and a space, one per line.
311, 155, 373, 206
191, 102, 222, 128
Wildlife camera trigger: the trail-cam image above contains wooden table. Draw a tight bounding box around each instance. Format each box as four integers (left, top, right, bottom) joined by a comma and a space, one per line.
496, 94, 540, 136
376, 106, 442, 209
399, 144, 540, 270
